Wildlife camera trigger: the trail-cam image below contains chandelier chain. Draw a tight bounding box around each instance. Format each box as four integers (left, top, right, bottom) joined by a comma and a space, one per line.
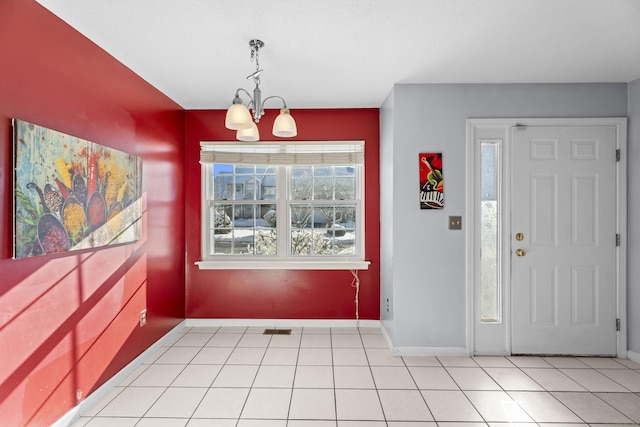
250, 43, 261, 85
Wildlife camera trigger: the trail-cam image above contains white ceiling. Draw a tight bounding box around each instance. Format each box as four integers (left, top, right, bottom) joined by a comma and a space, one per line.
36, 0, 640, 110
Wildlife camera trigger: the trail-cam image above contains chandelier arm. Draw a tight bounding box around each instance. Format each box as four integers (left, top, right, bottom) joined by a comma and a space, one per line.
233, 87, 257, 115
234, 87, 254, 102
261, 95, 289, 110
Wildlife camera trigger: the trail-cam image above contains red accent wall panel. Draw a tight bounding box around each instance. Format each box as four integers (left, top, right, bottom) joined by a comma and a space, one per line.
0, 1, 185, 426
185, 109, 380, 320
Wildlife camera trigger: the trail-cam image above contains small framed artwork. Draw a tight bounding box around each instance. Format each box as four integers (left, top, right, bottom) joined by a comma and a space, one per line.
419, 152, 443, 209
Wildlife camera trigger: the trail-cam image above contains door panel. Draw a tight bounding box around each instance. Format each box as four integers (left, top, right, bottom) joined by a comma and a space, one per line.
511, 125, 617, 355
531, 175, 557, 245
530, 265, 557, 327
571, 266, 597, 326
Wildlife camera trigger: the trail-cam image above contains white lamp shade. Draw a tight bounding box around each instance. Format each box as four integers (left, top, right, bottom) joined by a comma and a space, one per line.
225, 103, 253, 130
272, 108, 297, 137
236, 121, 260, 141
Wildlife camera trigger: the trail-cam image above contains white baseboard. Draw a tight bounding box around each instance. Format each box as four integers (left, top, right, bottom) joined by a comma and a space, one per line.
627, 349, 640, 364
379, 320, 469, 356
52, 320, 186, 427
380, 321, 393, 348
185, 318, 381, 329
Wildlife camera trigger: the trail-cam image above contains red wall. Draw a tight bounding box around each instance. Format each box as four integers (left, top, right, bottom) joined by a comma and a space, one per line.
185, 109, 380, 319
0, 1, 185, 426
0, 1, 380, 424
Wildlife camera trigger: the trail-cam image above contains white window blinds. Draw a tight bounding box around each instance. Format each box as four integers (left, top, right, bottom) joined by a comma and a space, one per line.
200, 141, 364, 165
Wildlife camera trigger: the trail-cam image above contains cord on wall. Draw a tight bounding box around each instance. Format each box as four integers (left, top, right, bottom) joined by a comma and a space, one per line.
350, 269, 360, 320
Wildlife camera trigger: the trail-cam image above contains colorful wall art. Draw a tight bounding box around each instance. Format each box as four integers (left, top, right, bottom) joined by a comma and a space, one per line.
13, 119, 142, 258
419, 152, 444, 209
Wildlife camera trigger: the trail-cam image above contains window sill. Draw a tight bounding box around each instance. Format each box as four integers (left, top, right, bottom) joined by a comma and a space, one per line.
195, 259, 371, 270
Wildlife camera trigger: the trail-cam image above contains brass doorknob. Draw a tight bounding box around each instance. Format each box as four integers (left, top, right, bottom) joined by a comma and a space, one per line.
516, 249, 527, 257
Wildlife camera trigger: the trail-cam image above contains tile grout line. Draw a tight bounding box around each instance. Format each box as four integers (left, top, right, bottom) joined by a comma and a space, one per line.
480, 361, 584, 425
476, 360, 537, 423
403, 350, 436, 423
88, 336, 180, 422
330, 327, 338, 427
285, 326, 304, 426
236, 326, 273, 423
512, 359, 591, 424
441, 357, 491, 425
362, 328, 390, 424
133, 330, 202, 423
188, 326, 247, 425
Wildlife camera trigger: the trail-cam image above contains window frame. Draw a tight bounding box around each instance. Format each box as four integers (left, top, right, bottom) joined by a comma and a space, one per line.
196, 141, 370, 270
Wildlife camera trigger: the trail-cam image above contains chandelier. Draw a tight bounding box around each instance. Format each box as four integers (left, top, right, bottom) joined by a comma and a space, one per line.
225, 39, 297, 141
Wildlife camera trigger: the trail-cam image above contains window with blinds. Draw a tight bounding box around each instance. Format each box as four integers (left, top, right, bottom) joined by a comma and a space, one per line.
197, 141, 368, 270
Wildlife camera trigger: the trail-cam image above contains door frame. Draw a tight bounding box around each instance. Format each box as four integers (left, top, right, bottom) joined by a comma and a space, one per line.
465, 118, 627, 357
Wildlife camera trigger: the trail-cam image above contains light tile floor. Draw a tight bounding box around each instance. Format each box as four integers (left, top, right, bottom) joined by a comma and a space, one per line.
71, 326, 640, 426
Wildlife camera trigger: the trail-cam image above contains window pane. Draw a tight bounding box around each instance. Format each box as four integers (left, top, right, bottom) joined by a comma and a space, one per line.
290, 204, 314, 255
291, 179, 312, 200
256, 204, 277, 255
261, 174, 276, 200
212, 164, 234, 200
289, 204, 357, 256
209, 204, 232, 254
314, 166, 331, 176
212, 164, 276, 201
480, 141, 500, 322
236, 165, 254, 174
255, 229, 277, 255
335, 165, 355, 177
290, 227, 330, 255
325, 205, 356, 255
291, 166, 358, 202
229, 204, 255, 255
335, 177, 355, 200
290, 229, 311, 255
255, 166, 271, 174
291, 167, 313, 200
243, 179, 256, 200
231, 204, 273, 255
313, 176, 333, 200
293, 166, 312, 177
313, 205, 335, 229
210, 229, 231, 254
291, 204, 313, 229
210, 203, 277, 256
210, 204, 232, 233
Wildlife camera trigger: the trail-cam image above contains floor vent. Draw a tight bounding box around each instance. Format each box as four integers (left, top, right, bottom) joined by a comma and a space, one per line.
263, 328, 292, 335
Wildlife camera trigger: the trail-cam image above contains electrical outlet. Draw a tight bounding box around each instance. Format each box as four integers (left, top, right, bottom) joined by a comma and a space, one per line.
139, 309, 147, 327
448, 216, 462, 230
386, 298, 390, 313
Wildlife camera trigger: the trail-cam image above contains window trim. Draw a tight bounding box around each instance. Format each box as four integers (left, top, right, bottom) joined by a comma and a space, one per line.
197, 141, 370, 271
195, 259, 371, 270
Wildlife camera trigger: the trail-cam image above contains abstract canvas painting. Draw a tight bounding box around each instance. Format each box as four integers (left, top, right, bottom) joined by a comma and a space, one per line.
13, 119, 142, 258
419, 152, 444, 209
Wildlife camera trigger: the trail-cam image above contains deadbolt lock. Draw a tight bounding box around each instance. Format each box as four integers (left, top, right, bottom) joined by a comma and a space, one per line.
516, 249, 527, 257
515, 233, 524, 241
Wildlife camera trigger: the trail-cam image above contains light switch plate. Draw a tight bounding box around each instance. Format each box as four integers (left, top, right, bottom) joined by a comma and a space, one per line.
449, 216, 462, 230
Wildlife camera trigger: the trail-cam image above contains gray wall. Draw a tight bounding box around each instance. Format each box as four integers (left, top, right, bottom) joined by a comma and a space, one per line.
380, 83, 628, 349
628, 78, 640, 354
380, 89, 395, 343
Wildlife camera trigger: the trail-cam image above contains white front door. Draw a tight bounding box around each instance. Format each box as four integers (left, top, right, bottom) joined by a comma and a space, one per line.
511, 125, 618, 355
